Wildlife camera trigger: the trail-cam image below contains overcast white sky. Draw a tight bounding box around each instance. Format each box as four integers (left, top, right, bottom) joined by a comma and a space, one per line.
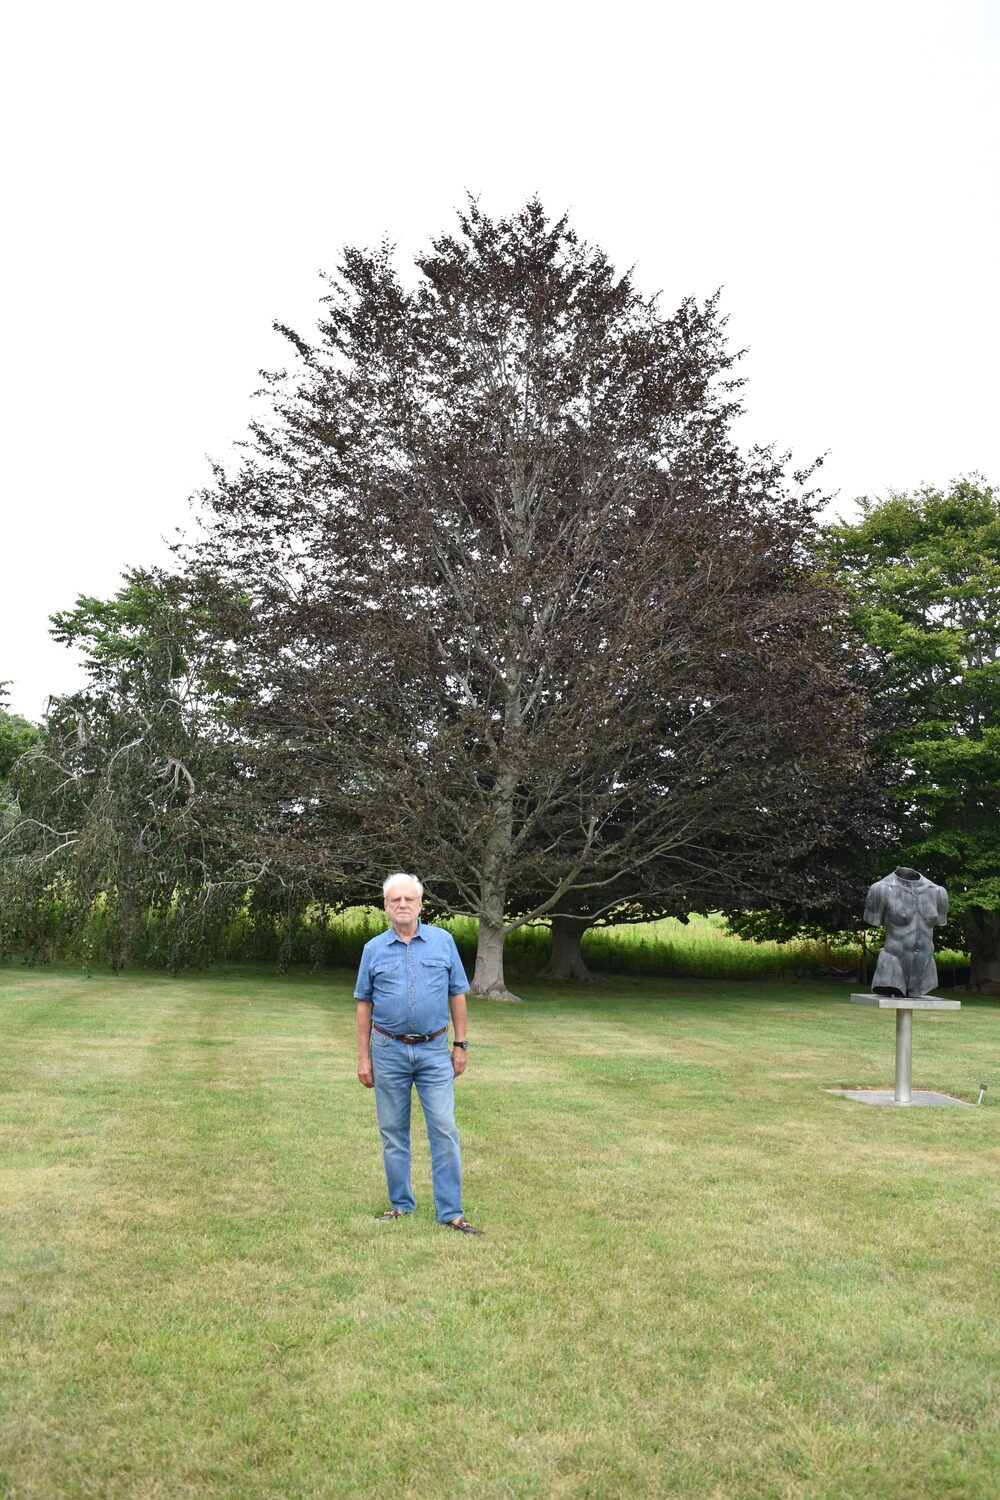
2, 0, 997, 720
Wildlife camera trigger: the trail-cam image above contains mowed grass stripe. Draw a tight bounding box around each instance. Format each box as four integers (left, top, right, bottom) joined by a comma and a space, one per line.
0, 965, 997, 1499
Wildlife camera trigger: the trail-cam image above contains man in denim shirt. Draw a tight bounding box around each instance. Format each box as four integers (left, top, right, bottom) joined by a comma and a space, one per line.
355, 872, 484, 1234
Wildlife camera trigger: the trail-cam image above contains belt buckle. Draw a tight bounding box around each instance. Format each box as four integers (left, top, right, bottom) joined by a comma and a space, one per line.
403, 1033, 421, 1043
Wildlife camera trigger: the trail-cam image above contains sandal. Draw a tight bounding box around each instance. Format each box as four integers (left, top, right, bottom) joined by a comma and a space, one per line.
447, 1216, 485, 1235
375, 1208, 408, 1220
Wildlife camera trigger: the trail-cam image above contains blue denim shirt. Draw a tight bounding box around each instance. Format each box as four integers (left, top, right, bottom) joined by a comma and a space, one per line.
354, 922, 470, 1034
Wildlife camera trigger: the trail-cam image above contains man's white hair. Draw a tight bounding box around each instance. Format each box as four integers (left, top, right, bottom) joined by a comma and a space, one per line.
382, 872, 424, 900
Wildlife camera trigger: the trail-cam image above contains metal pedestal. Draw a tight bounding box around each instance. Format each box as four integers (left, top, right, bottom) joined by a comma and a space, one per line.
843, 993, 963, 1106
894, 1006, 913, 1104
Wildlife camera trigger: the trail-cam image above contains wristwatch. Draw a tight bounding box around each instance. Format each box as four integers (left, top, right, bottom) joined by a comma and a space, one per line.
452, 1040, 469, 1050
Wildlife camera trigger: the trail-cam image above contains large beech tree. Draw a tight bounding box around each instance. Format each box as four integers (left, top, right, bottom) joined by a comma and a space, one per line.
826, 479, 1000, 992
187, 200, 862, 997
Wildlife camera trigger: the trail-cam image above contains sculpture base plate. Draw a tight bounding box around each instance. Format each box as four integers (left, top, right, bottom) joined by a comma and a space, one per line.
826, 1088, 971, 1107
850, 993, 961, 1010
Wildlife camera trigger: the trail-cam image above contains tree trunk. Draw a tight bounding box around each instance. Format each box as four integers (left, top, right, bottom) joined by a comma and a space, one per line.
471, 916, 522, 1001
961, 907, 1000, 994
539, 915, 595, 981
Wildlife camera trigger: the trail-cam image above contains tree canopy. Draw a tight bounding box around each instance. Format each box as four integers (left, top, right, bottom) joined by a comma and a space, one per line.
0, 686, 38, 785
826, 477, 1000, 990
0, 573, 270, 967
180, 198, 867, 996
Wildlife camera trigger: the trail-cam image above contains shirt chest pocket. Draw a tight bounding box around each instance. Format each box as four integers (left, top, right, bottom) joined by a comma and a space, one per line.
419, 957, 449, 984
372, 958, 403, 987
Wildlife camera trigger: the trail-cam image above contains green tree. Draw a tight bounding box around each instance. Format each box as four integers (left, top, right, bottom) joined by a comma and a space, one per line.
0, 685, 38, 783
826, 478, 1000, 991
1, 573, 263, 967
187, 199, 867, 997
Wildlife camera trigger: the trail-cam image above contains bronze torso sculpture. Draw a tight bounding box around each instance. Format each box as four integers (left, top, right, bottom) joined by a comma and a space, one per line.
864, 866, 948, 997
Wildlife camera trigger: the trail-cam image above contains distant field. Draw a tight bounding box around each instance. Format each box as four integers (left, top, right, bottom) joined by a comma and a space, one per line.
11, 897, 971, 984
1, 966, 997, 1498
208, 903, 967, 982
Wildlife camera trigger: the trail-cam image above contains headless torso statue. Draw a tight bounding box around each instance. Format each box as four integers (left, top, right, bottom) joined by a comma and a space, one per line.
864, 867, 948, 997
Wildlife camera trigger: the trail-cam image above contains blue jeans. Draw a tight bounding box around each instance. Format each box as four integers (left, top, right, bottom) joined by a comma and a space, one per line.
371, 1031, 463, 1222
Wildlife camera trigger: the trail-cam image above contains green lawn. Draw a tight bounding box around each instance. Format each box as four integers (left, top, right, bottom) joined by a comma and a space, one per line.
1, 965, 997, 1499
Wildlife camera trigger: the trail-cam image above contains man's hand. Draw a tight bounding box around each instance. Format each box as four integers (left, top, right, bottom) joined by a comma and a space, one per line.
449, 994, 469, 1079
356, 1000, 375, 1087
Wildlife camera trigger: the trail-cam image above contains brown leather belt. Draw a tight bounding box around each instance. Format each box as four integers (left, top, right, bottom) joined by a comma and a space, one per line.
372, 1023, 449, 1044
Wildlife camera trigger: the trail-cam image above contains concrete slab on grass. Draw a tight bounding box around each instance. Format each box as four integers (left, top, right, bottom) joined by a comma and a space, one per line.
827, 1087, 972, 1107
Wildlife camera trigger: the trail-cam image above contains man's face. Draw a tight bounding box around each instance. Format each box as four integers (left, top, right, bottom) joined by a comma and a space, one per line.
384, 882, 422, 927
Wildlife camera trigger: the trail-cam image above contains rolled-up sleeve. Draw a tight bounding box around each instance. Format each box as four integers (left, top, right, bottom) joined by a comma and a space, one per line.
354, 944, 374, 1002
445, 934, 470, 995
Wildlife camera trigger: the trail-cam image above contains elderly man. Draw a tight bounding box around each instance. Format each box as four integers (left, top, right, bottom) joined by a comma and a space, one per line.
355, 873, 484, 1234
